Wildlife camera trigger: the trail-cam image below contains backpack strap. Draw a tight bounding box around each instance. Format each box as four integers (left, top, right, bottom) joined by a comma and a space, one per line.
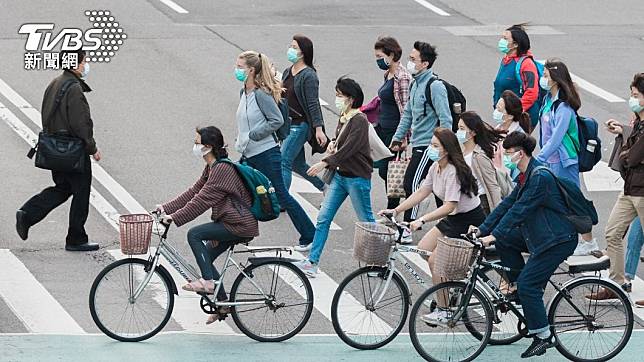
423, 76, 439, 120
45, 78, 79, 134
530, 166, 575, 215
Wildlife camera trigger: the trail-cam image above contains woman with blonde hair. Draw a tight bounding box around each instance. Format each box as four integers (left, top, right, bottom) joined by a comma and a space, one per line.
234, 50, 316, 248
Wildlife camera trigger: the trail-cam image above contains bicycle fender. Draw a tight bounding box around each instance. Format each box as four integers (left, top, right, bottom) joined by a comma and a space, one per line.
155, 264, 179, 295
546, 275, 628, 310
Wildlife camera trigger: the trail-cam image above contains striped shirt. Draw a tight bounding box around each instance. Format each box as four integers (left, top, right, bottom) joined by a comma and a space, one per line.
163, 162, 259, 238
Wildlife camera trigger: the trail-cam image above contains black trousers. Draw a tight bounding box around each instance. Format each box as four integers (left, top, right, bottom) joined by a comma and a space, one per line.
21, 155, 92, 245
374, 126, 400, 210
403, 146, 442, 222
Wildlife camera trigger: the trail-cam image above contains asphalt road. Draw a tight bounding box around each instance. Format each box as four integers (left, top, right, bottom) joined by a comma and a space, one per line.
1, 1, 644, 361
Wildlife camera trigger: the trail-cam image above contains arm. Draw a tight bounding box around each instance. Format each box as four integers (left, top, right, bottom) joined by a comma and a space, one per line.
623, 130, 644, 167
323, 116, 368, 168
536, 104, 573, 163
393, 97, 413, 142
419, 202, 457, 223
66, 84, 97, 155
491, 171, 550, 239
162, 167, 208, 214
479, 185, 519, 235
394, 72, 411, 115
301, 71, 324, 129
249, 90, 284, 141
430, 80, 453, 131
519, 58, 539, 111
394, 184, 433, 214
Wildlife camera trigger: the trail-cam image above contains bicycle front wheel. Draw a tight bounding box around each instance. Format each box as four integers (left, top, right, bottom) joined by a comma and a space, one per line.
89, 258, 175, 342
409, 281, 492, 362
331, 266, 409, 350
549, 278, 633, 362
229, 260, 313, 342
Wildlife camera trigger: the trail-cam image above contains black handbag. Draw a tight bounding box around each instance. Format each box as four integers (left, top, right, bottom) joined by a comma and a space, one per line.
28, 79, 86, 173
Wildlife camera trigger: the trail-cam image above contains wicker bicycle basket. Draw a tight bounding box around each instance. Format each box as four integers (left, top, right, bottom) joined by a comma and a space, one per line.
119, 214, 153, 255
433, 237, 476, 281
353, 222, 396, 266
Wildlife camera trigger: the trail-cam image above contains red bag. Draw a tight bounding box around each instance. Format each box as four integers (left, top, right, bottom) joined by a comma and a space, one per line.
360, 96, 380, 125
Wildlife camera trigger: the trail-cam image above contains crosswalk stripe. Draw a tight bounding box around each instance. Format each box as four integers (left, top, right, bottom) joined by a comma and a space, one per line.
0, 249, 85, 334
107, 249, 237, 335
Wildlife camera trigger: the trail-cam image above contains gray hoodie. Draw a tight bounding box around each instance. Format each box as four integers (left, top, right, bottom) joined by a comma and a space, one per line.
235, 88, 284, 158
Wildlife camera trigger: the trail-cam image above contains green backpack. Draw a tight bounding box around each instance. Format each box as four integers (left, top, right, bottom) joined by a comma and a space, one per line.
218, 159, 280, 222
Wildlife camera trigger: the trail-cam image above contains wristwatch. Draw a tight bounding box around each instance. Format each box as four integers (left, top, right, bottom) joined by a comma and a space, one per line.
420, 218, 427, 225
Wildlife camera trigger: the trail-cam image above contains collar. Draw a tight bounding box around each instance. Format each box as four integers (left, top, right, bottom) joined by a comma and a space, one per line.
501, 50, 534, 65
340, 108, 360, 124
63, 70, 92, 92
413, 68, 434, 81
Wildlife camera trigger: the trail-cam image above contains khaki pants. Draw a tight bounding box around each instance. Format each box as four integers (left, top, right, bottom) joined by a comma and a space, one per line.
606, 192, 644, 285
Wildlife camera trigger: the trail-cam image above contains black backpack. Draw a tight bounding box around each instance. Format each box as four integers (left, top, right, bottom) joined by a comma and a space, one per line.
551, 100, 602, 173
424, 76, 466, 132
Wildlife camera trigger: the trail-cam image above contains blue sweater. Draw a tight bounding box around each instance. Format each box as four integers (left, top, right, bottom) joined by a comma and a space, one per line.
393, 69, 452, 147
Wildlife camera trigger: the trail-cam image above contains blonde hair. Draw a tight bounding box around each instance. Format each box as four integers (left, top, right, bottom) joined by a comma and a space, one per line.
239, 51, 283, 102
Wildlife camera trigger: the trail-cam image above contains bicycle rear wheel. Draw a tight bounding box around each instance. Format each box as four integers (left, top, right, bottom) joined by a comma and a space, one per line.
549, 278, 633, 362
89, 258, 174, 342
331, 266, 409, 350
229, 260, 313, 342
409, 281, 492, 362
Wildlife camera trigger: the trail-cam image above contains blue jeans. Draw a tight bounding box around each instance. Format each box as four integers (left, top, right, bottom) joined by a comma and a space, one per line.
495, 228, 577, 334
309, 174, 375, 264
625, 217, 644, 280
244, 146, 315, 244
281, 122, 325, 191
547, 161, 580, 187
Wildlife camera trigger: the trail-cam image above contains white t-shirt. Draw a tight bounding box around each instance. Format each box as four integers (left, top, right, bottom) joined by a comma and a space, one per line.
463, 152, 486, 196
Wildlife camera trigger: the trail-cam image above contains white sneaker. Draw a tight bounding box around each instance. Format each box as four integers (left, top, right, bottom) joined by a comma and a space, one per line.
293, 259, 318, 277
421, 309, 449, 326
401, 227, 413, 244
573, 238, 600, 256
294, 243, 312, 252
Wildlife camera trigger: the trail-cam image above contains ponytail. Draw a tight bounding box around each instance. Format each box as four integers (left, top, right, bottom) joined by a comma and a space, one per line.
238, 51, 283, 103
518, 112, 532, 134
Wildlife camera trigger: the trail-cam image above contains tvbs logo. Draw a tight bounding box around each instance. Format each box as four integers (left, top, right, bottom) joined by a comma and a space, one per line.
19, 10, 127, 70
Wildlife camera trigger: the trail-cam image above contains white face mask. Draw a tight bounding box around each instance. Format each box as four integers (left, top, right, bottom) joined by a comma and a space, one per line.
335, 96, 349, 114
192, 144, 211, 158
406, 60, 418, 75
492, 109, 505, 123
80, 62, 90, 79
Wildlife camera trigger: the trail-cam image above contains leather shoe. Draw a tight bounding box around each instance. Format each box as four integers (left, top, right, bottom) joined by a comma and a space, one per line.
65, 242, 99, 252
16, 210, 30, 241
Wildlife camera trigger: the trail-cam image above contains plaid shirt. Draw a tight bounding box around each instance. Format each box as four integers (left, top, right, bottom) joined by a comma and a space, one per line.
391, 65, 412, 115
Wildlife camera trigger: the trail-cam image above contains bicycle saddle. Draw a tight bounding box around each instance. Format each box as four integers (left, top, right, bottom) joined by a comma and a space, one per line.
565, 255, 611, 274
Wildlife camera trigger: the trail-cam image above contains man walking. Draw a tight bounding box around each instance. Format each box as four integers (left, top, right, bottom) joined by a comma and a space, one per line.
16, 50, 101, 251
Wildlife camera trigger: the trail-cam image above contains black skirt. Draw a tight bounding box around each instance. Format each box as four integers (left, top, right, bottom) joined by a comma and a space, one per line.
436, 205, 487, 239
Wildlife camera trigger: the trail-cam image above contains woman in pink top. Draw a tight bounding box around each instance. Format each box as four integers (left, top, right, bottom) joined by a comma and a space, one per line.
379, 128, 486, 285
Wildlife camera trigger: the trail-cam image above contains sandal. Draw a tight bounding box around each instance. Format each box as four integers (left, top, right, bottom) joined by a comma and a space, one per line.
182, 279, 206, 293
206, 306, 231, 325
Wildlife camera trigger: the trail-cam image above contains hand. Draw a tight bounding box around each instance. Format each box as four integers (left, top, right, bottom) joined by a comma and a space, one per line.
389, 140, 402, 152
92, 149, 102, 161
160, 214, 173, 224
468, 225, 481, 237
151, 204, 164, 215
326, 141, 336, 154
400, 138, 409, 151
307, 161, 327, 177
605, 119, 623, 135
315, 127, 328, 147
410, 219, 423, 231
481, 235, 496, 247
377, 209, 398, 218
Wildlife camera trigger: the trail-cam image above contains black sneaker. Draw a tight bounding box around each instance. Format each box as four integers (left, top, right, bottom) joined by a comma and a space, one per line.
521, 336, 555, 358
16, 210, 30, 241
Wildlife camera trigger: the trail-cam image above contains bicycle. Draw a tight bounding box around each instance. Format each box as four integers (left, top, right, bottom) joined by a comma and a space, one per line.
89, 213, 314, 342
330, 214, 521, 350
408, 232, 634, 362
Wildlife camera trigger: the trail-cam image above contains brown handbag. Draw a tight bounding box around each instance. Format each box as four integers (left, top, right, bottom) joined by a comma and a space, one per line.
386, 152, 409, 198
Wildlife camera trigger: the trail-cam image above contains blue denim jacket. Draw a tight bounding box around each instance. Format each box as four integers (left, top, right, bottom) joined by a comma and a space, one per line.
479, 158, 578, 255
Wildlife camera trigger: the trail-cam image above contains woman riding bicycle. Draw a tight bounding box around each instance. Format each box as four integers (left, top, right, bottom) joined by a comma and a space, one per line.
155, 126, 258, 324
471, 131, 578, 358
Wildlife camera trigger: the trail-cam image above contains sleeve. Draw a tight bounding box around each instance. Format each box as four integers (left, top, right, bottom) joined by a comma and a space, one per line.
536, 104, 574, 163
624, 129, 644, 167
170, 165, 233, 226
162, 167, 209, 214
478, 185, 519, 235
443, 168, 462, 202
519, 58, 539, 111
491, 171, 549, 239
421, 164, 435, 193
394, 73, 411, 115
323, 117, 369, 168
249, 91, 284, 141
430, 80, 453, 131
301, 71, 324, 129
393, 90, 413, 142
66, 84, 97, 155
477, 154, 503, 208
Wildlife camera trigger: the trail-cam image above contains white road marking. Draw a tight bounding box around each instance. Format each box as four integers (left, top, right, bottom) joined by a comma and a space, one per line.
290, 176, 340, 230
319, 98, 329, 106
582, 161, 624, 192
0, 249, 85, 334
108, 249, 237, 334
534, 60, 625, 103
413, 0, 450, 16
159, 0, 189, 14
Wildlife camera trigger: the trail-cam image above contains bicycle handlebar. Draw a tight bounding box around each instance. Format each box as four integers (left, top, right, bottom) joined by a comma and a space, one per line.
151, 210, 171, 239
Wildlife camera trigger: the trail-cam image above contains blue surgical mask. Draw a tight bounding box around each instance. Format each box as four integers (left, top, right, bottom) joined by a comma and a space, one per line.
629, 97, 643, 113
456, 130, 468, 144
287, 48, 300, 63
426, 146, 441, 162
539, 77, 552, 91
376, 57, 389, 71
503, 152, 519, 170
234, 68, 247, 82
493, 109, 505, 124
497, 38, 510, 54
80, 62, 90, 78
